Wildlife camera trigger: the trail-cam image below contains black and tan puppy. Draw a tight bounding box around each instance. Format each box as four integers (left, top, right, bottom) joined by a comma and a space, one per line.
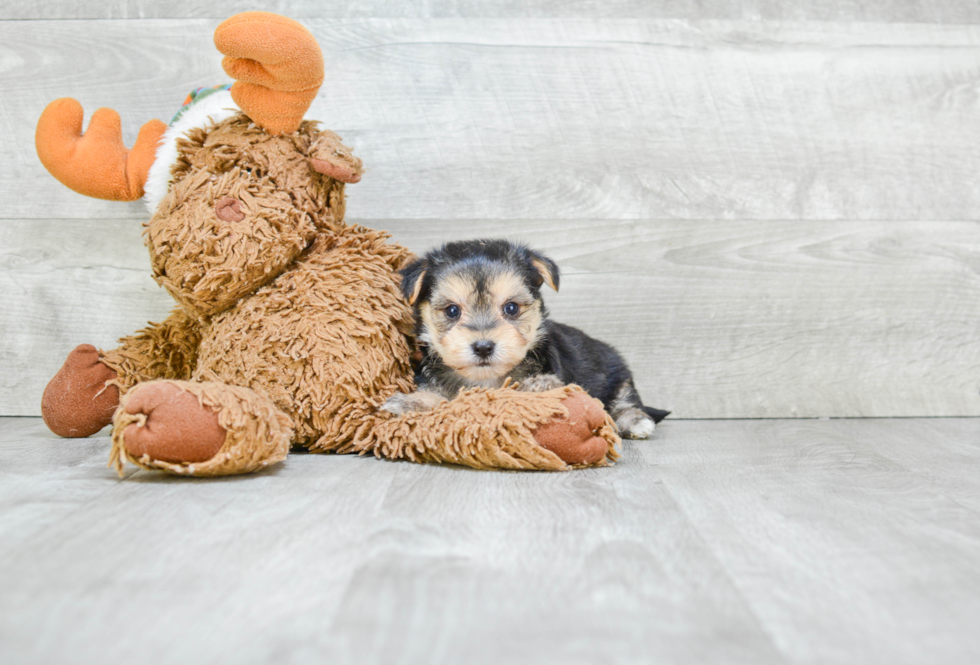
382, 239, 668, 438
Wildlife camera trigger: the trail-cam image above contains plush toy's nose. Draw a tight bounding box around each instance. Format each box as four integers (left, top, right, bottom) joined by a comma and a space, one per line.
215, 196, 245, 222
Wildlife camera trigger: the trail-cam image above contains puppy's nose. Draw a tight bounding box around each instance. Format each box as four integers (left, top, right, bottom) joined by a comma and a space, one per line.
472, 340, 495, 359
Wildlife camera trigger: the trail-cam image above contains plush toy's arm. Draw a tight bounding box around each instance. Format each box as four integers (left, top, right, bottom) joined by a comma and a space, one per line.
351, 384, 620, 470
100, 307, 203, 393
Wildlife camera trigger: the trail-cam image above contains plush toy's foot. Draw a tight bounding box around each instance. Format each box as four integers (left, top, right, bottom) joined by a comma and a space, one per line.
117, 382, 226, 464
41, 344, 120, 437
532, 392, 610, 465
110, 380, 293, 477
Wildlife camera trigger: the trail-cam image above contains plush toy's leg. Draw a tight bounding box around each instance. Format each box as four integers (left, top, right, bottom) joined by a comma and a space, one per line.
100, 308, 202, 393
41, 344, 120, 437
109, 380, 292, 477
42, 310, 201, 439
354, 384, 619, 471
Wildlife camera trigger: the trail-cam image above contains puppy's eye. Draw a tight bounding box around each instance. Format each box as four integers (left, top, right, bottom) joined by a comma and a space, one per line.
503, 302, 520, 317
444, 304, 461, 320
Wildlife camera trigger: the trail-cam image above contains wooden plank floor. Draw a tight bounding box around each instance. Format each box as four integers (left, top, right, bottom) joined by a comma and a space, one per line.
2, 416, 978, 664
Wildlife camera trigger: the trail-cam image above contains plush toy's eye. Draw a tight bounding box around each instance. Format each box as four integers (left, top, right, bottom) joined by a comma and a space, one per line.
503, 302, 520, 317
445, 304, 461, 320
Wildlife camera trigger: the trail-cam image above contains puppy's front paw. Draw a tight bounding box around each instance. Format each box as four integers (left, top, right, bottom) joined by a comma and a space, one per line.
615, 408, 656, 439
517, 374, 565, 393
381, 391, 446, 415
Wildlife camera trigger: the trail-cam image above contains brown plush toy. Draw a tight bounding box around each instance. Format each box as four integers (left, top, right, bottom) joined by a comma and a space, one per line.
36, 12, 619, 476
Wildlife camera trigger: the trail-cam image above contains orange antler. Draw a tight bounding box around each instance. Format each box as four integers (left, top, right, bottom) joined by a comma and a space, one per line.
35, 98, 166, 201
214, 12, 324, 136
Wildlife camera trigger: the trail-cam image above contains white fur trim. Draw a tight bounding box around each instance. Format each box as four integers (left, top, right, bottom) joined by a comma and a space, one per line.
143, 90, 240, 214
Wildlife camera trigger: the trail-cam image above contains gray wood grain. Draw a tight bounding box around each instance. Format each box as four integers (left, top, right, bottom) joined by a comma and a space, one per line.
0, 217, 173, 418
860, 418, 980, 513
2, 416, 979, 664
3, 217, 978, 419
647, 418, 980, 665
4, 19, 980, 221
5, 0, 979, 22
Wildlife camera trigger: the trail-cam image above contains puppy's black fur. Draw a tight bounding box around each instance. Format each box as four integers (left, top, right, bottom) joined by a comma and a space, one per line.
528, 321, 670, 424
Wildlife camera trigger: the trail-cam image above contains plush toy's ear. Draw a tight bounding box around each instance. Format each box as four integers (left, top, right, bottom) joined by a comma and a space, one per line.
399, 259, 428, 305
529, 252, 560, 292
308, 132, 363, 184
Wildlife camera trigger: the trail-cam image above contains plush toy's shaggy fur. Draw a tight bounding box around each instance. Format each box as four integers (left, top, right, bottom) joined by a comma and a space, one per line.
36, 12, 621, 476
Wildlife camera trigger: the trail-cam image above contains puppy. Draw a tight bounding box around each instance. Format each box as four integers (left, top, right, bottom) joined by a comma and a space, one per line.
381, 239, 668, 438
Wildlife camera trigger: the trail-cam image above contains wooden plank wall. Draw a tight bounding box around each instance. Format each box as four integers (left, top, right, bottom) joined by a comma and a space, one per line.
1, 3, 979, 418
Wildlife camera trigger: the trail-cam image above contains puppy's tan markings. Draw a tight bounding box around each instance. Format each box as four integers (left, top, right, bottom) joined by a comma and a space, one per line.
488, 271, 532, 307
418, 302, 459, 368
430, 273, 473, 312
531, 258, 559, 291
406, 269, 426, 305
517, 300, 545, 348
487, 271, 543, 353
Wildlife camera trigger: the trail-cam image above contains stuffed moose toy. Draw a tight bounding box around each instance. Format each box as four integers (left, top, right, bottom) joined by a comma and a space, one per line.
35, 12, 620, 476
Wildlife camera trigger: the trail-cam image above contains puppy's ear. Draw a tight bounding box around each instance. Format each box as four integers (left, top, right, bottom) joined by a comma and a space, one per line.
529, 251, 560, 292
399, 258, 428, 305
